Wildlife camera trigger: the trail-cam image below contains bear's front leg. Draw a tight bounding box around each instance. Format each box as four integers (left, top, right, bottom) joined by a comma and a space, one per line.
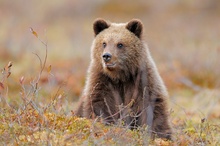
92, 97, 117, 125
152, 98, 173, 140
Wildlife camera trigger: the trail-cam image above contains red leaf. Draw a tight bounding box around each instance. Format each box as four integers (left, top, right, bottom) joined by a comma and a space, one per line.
0, 82, 4, 90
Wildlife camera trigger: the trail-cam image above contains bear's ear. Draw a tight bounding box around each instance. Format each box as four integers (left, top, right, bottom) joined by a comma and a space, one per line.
126, 19, 143, 38
93, 18, 110, 36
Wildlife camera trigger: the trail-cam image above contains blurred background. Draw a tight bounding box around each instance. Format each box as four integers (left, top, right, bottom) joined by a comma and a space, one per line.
0, 0, 220, 117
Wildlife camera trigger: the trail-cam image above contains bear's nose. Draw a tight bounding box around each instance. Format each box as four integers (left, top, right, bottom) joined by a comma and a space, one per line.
102, 53, 112, 62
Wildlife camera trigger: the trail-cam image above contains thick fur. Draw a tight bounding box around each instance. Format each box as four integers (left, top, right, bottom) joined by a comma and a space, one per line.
75, 18, 172, 139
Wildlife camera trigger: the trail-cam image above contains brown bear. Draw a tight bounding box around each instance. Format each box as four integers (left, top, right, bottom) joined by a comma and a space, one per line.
75, 18, 172, 140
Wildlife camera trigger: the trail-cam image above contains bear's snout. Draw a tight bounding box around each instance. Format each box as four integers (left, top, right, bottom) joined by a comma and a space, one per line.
102, 53, 112, 63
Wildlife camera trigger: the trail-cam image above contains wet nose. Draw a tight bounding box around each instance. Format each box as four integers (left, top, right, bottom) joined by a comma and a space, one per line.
102, 53, 112, 62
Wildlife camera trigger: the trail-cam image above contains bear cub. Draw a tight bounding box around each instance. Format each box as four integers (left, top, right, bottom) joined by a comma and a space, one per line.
75, 18, 172, 139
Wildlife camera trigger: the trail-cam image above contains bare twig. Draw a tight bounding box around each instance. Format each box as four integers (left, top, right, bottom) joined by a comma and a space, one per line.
0, 61, 13, 108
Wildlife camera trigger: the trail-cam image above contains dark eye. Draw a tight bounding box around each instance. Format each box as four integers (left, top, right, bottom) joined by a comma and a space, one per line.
103, 42, 106, 48
117, 43, 124, 49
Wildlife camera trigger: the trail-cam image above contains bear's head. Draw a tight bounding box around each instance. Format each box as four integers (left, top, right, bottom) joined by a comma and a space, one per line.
91, 18, 146, 81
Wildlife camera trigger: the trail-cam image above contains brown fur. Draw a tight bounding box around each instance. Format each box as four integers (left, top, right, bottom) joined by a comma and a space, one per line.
75, 18, 172, 139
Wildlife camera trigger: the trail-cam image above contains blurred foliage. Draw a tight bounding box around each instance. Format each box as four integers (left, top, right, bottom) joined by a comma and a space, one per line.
0, 0, 220, 95
0, 0, 220, 145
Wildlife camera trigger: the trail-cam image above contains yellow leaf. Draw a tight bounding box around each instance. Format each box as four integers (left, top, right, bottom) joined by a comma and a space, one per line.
18, 135, 26, 141
154, 138, 171, 146
184, 127, 196, 134
27, 136, 32, 142
33, 132, 40, 139
47, 65, 52, 73
30, 27, 38, 38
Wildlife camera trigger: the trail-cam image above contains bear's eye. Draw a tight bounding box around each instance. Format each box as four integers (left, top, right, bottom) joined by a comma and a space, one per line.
102, 42, 107, 48
117, 43, 124, 49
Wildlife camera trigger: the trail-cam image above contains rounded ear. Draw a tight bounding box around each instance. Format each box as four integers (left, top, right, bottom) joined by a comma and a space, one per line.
126, 19, 143, 38
93, 18, 110, 36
